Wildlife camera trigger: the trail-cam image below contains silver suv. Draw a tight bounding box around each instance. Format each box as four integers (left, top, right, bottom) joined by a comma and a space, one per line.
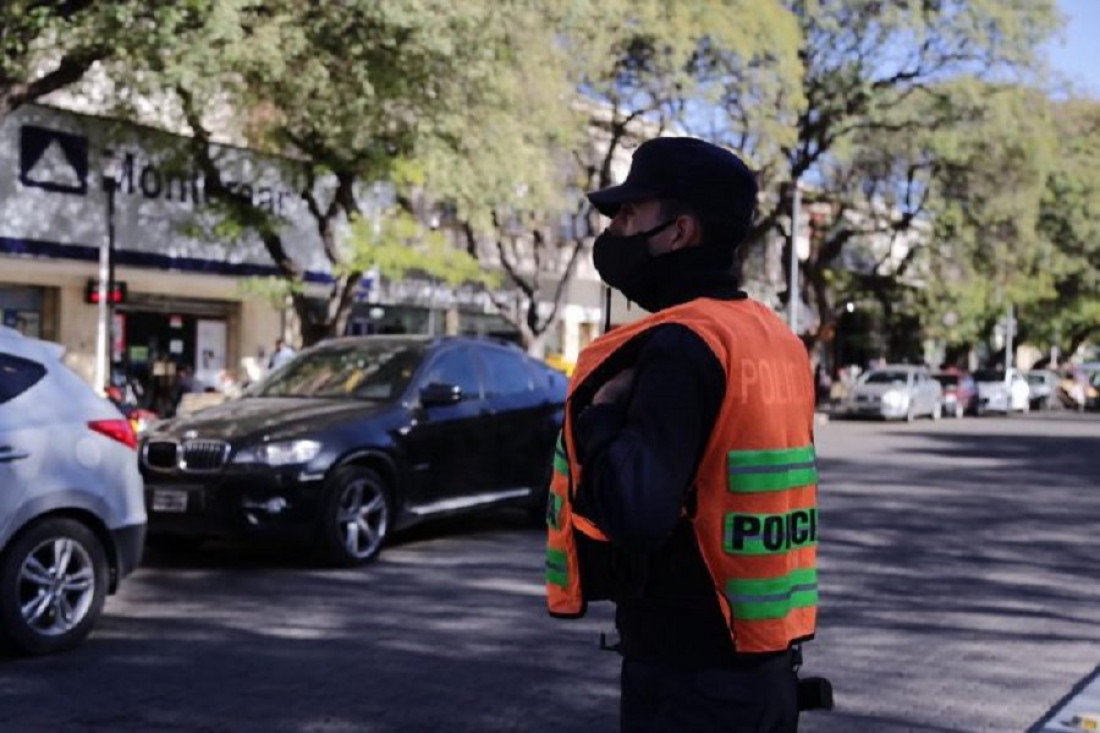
0, 328, 146, 655
841, 364, 944, 421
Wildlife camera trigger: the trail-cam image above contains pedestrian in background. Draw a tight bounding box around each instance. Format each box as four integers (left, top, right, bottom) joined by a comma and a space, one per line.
170, 364, 202, 417
546, 137, 820, 732
268, 338, 297, 370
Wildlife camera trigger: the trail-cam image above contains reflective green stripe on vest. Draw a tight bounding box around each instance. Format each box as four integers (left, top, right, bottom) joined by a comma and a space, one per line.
724, 509, 818, 555
546, 548, 568, 587
727, 445, 817, 493
546, 492, 564, 530
553, 432, 569, 476
725, 568, 818, 621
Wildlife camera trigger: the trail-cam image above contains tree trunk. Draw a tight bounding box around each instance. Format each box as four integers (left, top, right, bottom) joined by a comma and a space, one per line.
526, 333, 548, 358
289, 287, 358, 348
1066, 327, 1098, 360
804, 257, 833, 355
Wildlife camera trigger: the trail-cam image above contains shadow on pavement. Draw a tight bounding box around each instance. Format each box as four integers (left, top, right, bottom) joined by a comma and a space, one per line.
802, 427, 1100, 732
0, 515, 617, 733
140, 508, 539, 571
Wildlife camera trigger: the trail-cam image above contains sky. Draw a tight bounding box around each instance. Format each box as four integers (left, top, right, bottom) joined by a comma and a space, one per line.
1048, 0, 1100, 97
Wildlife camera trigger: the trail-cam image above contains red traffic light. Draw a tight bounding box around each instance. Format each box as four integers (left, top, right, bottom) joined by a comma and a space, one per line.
84, 279, 127, 305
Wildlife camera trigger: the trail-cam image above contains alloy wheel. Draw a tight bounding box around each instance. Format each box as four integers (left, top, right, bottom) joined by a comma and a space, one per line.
18, 538, 97, 637
336, 478, 389, 561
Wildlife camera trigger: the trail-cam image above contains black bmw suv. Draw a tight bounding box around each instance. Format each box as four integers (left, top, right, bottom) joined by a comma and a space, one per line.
139, 335, 565, 565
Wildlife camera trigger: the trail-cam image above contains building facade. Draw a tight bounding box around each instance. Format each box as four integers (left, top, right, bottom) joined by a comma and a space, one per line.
0, 104, 611, 404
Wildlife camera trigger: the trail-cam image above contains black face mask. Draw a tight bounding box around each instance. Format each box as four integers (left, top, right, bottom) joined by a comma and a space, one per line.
592, 218, 676, 311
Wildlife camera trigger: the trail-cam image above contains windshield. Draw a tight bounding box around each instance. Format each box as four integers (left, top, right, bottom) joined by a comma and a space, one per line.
252, 341, 426, 400
862, 370, 910, 385
973, 369, 1006, 382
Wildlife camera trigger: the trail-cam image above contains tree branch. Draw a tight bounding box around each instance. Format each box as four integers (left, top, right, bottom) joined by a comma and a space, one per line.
496, 235, 535, 299
178, 86, 303, 282
4, 46, 104, 112
542, 237, 586, 330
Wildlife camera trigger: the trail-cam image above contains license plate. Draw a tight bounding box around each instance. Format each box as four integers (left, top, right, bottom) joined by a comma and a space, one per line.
152, 489, 188, 513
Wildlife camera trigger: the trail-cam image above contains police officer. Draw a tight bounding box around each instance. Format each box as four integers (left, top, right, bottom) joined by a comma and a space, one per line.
545, 137, 819, 733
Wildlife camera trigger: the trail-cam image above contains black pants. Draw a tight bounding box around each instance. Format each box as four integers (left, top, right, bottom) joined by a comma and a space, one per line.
620, 654, 799, 733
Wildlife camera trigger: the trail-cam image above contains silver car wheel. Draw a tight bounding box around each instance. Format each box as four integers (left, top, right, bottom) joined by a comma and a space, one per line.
336, 479, 389, 560
18, 538, 97, 637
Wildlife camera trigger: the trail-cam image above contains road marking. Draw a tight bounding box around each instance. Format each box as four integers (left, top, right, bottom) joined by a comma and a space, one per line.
1030, 666, 1100, 732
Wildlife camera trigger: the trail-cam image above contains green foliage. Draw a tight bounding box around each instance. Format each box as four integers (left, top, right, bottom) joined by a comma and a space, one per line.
1026, 100, 1100, 352
419, 0, 802, 348
919, 84, 1060, 345
724, 0, 1063, 357
235, 276, 303, 310
0, 2, 221, 118
344, 211, 497, 290
7, 0, 1086, 356
146, 2, 571, 342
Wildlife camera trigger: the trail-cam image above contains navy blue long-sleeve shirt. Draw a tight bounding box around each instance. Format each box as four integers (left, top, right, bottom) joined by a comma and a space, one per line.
571, 245, 751, 666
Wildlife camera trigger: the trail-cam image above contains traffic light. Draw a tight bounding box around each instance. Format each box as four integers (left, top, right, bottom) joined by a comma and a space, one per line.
84, 278, 127, 305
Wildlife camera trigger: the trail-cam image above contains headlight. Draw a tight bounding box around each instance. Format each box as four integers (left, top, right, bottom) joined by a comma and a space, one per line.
233, 440, 321, 466
882, 391, 908, 408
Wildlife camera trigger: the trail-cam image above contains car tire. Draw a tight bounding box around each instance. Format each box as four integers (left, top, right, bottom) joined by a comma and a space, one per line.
0, 517, 109, 656
317, 466, 391, 567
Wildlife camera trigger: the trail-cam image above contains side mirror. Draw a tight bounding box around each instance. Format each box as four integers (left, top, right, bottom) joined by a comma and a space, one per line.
419, 382, 463, 407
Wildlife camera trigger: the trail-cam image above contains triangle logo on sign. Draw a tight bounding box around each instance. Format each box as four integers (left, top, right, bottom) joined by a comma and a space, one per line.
23, 140, 84, 189
19, 125, 89, 196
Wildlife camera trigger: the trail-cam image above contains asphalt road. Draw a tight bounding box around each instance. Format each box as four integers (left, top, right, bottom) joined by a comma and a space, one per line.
0, 412, 1097, 733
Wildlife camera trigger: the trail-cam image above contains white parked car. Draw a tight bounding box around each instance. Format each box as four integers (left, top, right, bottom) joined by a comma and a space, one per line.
973, 368, 1031, 415
0, 327, 146, 655
1025, 370, 1060, 410
842, 365, 943, 421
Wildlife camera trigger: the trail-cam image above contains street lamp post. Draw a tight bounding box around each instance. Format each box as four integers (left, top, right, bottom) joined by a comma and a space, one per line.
94, 153, 121, 393
105, 161, 119, 380
789, 177, 802, 333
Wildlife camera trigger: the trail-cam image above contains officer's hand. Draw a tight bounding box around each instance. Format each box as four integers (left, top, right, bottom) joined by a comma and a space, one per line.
593, 368, 636, 406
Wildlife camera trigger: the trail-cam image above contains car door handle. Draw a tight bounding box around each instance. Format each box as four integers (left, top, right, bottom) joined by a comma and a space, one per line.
0, 446, 29, 463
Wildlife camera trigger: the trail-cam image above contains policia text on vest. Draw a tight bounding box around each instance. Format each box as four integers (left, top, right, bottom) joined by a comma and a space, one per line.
726, 509, 819, 555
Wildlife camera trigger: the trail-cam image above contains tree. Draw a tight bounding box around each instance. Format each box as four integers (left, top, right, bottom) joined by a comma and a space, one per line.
423, 0, 801, 355
151, 1, 562, 345
917, 84, 1059, 363
0, 2, 211, 123
695, 0, 1062, 360
1029, 100, 1100, 358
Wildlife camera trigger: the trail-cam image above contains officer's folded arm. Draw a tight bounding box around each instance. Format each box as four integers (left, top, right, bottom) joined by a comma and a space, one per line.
574, 326, 725, 553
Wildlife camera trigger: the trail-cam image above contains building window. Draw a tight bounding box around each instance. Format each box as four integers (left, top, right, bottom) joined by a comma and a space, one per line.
0, 285, 44, 338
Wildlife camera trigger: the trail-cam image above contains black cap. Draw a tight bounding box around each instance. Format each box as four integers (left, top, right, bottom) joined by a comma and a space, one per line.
587, 137, 758, 223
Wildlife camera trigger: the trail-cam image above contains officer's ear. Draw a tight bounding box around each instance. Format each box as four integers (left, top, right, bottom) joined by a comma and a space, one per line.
670, 213, 703, 251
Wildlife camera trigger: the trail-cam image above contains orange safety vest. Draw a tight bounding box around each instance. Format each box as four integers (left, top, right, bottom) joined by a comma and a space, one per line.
545, 297, 819, 653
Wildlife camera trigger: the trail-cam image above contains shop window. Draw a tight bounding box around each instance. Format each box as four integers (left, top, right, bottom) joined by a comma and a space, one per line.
0, 286, 44, 339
